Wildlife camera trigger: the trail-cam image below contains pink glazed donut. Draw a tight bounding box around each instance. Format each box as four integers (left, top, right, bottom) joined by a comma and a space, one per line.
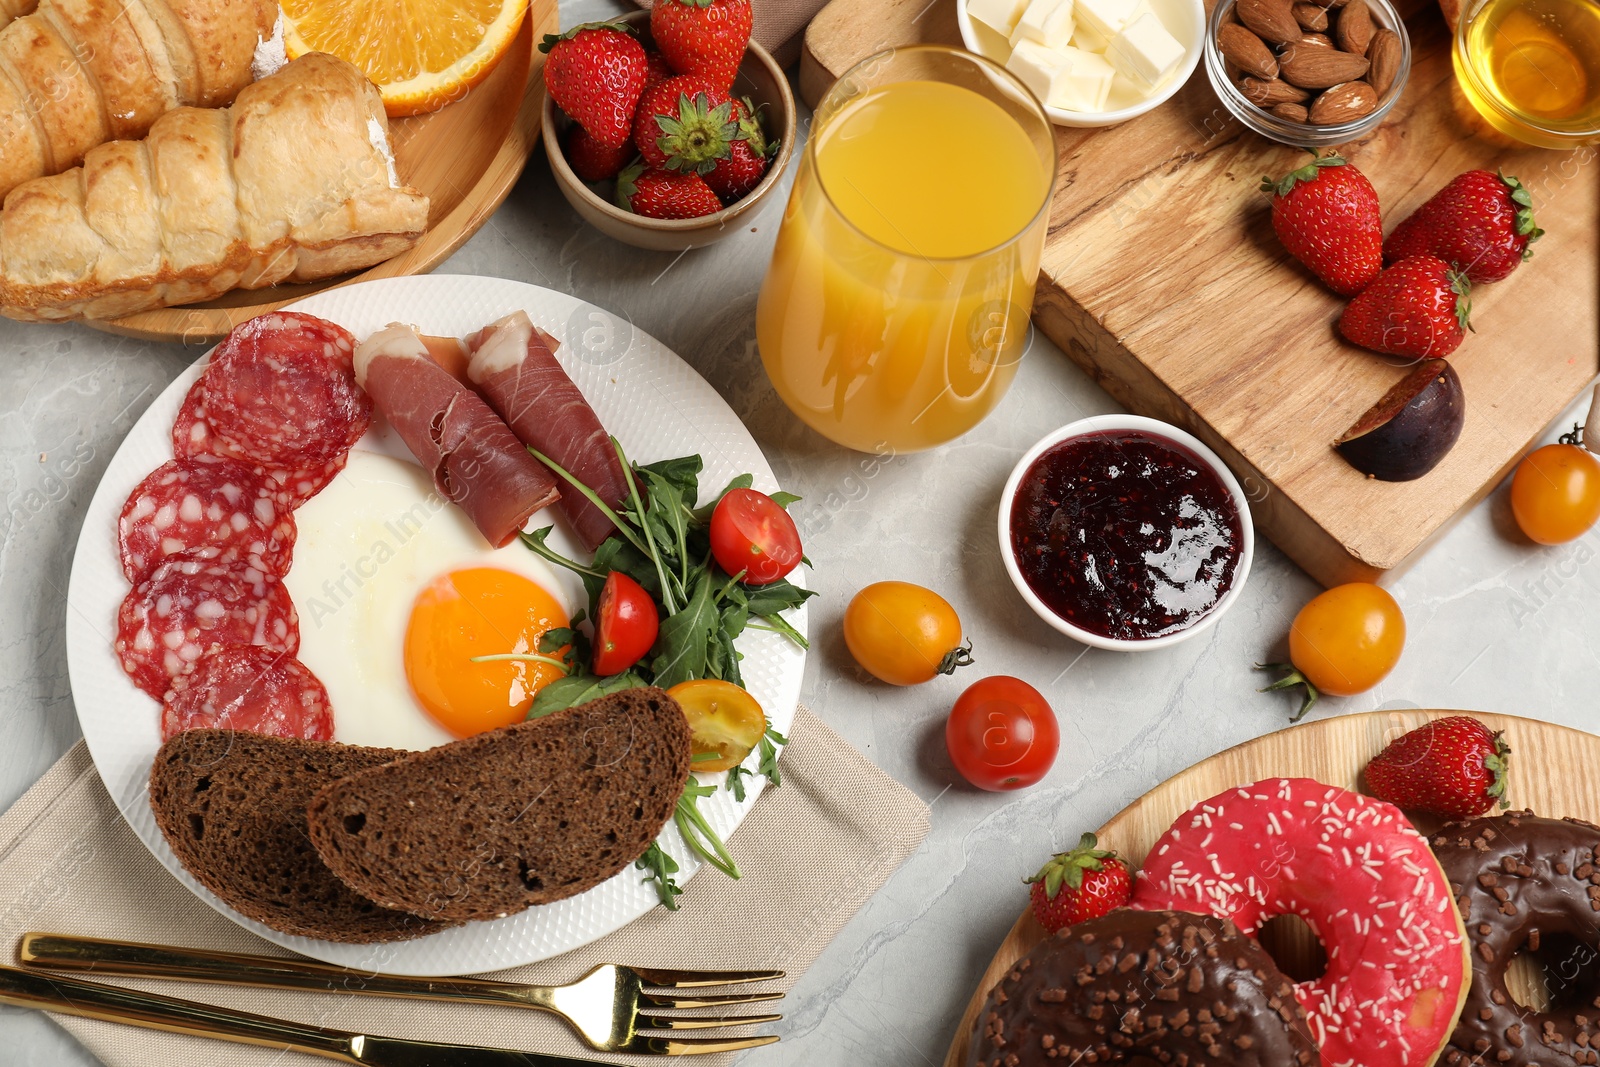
1131, 778, 1469, 1067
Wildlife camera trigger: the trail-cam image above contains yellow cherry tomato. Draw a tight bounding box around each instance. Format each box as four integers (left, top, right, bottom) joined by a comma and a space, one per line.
1258, 583, 1405, 721
1511, 443, 1600, 545
843, 581, 974, 686
667, 680, 767, 772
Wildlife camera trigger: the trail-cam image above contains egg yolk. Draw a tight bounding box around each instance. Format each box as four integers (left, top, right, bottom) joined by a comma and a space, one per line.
404, 567, 568, 738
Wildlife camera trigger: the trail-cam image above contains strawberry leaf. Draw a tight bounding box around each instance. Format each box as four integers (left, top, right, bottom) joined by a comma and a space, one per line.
1449, 270, 1474, 333
539, 20, 637, 53
654, 93, 738, 175
1262, 149, 1347, 198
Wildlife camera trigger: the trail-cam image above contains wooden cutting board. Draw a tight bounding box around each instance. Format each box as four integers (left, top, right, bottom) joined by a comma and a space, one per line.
801, 0, 1599, 588
942, 709, 1600, 1066
87, 0, 558, 344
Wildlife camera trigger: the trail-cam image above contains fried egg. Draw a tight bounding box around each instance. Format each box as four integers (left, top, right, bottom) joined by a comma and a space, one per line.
284, 449, 572, 749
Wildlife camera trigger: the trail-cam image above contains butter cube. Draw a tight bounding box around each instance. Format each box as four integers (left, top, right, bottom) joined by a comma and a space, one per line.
1009, 0, 1076, 50
1106, 11, 1186, 88
1049, 46, 1116, 110
1071, 19, 1109, 51
1007, 40, 1115, 111
966, 0, 1032, 36
1074, 0, 1147, 43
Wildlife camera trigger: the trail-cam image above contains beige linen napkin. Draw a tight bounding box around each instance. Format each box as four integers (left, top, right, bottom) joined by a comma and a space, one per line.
0, 707, 928, 1066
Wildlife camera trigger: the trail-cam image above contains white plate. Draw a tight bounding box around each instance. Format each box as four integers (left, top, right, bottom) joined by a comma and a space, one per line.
65, 276, 807, 975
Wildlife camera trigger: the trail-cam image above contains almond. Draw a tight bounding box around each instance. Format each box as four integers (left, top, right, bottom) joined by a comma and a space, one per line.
1367, 27, 1402, 95
1335, 0, 1374, 54
1309, 80, 1378, 123
1235, 0, 1301, 45
1300, 32, 1334, 46
1279, 43, 1370, 87
1271, 102, 1310, 122
1292, 2, 1330, 28
1239, 76, 1312, 106
1218, 23, 1280, 79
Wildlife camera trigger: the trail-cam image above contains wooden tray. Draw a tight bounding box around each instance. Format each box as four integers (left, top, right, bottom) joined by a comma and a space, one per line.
87, 0, 558, 344
942, 709, 1600, 1066
801, 0, 1599, 588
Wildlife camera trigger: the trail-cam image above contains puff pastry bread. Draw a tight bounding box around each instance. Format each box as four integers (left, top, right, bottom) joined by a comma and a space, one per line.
0, 53, 431, 322
0, 0, 276, 201
0, 0, 36, 32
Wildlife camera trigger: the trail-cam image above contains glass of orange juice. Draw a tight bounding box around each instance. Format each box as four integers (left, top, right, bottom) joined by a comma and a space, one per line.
756, 46, 1056, 454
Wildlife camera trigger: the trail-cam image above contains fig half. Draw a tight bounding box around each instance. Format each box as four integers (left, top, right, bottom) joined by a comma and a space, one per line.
1336, 360, 1464, 481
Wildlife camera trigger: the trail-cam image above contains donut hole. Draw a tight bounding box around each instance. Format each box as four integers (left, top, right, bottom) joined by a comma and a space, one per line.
1505, 931, 1600, 1013
1256, 913, 1329, 983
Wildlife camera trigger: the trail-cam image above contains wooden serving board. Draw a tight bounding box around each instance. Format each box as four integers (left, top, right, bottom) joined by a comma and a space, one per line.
87, 0, 558, 344
942, 709, 1600, 1066
801, 0, 1599, 587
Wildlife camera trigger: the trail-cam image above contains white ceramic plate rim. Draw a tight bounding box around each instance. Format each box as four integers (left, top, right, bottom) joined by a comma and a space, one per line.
997, 413, 1254, 650
954, 0, 1205, 127
65, 275, 807, 975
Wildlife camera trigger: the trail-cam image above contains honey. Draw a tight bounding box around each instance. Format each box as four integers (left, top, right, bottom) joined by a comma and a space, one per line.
1456, 0, 1600, 143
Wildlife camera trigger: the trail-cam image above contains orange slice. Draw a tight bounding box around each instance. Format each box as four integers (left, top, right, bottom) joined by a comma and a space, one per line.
281, 0, 529, 117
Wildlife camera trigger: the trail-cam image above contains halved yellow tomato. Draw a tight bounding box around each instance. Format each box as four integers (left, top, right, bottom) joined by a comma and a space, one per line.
668, 679, 766, 772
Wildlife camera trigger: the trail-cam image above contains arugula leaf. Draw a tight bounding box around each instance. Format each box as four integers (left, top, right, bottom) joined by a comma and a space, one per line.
743, 578, 818, 617
675, 779, 740, 879
757, 726, 787, 787
691, 472, 754, 524
769, 491, 802, 509
639, 467, 692, 598
528, 671, 647, 719
635, 842, 682, 910
538, 611, 590, 672
519, 527, 604, 579
650, 572, 719, 688
726, 765, 751, 802
639, 455, 703, 502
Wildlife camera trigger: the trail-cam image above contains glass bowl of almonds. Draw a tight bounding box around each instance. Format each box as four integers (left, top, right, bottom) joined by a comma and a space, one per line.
1203, 0, 1410, 146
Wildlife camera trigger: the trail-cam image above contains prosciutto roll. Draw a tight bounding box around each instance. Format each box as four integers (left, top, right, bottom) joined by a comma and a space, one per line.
466, 311, 630, 551
353, 324, 561, 548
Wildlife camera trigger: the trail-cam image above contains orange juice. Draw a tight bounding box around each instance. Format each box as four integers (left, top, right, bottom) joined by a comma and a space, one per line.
757, 54, 1054, 454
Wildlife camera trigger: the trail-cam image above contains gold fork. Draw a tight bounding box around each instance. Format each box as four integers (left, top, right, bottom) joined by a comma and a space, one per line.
20, 933, 783, 1056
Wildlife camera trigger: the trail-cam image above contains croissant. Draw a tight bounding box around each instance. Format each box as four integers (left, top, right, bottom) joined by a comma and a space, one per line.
0, 0, 276, 201
0, 53, 431, 323
0, 0, 36, 32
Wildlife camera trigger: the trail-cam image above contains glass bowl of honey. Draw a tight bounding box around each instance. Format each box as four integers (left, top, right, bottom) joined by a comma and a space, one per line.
1454, 0, 1600, 147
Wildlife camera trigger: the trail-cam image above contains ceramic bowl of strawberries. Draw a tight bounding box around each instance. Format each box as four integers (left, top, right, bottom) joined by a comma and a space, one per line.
540, 6, 796, 251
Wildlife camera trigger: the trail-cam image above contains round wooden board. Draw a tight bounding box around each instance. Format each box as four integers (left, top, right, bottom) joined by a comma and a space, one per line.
943, 709, 1600, 1067
84, 0, 558, 344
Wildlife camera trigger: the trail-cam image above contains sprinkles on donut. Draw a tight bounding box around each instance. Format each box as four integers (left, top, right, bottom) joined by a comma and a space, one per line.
1131, 777, 1470, 1067
967, 908, 1319, 1066
1432, 811, 1600, 1066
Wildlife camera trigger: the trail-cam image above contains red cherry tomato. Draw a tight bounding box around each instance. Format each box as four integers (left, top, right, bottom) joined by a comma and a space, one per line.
709, 488, 803, 585
592, 571, 659, 676
945, 676, 1059, 792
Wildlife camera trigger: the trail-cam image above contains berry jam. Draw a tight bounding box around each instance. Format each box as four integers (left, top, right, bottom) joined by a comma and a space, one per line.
1009, 430, 1244, 641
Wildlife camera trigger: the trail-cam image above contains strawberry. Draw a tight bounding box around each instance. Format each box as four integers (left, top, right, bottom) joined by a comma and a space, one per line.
541, 23, 647, 150
615, 163, 723, 219
642, 49, 677, 91
1338, 255, 1473, 359
650, 0, 752, 91
632, 75, 735, 174
1365, 715, 1511, 819
705, 97, 774, 202
563, 124, 636, 182
1024, 833, 1133, 933
1384, 170, 1544, 284
1262, 150, 1383, 297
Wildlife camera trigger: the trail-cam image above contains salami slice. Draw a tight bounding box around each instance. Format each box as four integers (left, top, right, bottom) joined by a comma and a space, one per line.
174, 312, 369, 507
160, 645, 333, 741
116, 551, 299, 699
118, 457, 296, 585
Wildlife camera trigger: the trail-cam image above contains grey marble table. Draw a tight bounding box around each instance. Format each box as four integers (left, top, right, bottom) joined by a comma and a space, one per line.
3, 2, 1598, 1061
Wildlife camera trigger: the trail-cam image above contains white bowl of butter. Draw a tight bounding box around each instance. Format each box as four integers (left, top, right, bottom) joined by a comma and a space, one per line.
957, 0, 1203, 127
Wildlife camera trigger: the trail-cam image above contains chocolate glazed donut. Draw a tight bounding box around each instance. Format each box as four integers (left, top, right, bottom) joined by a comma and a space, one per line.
967, 909, 1319, 1066
1433, 812, 1600, 1065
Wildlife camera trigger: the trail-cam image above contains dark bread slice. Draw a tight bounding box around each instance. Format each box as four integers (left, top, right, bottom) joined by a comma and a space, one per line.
149, 730, 458, 944
306, 687, 692, 924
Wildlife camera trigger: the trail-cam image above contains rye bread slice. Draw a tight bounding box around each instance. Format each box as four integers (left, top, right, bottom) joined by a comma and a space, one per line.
306, 687, 692, 924
149, 730, 457, 944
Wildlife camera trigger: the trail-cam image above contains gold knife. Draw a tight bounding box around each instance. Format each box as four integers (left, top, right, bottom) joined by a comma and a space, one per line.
0, 965, 614, 1067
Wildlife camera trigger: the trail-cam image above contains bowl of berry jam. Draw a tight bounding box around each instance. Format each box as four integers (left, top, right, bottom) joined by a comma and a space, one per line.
999, 416, 1253, 650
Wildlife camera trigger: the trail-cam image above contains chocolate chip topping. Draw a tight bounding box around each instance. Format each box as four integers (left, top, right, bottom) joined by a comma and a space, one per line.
967, 909, 1319, 1067
1433, 812, 1600, 1067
